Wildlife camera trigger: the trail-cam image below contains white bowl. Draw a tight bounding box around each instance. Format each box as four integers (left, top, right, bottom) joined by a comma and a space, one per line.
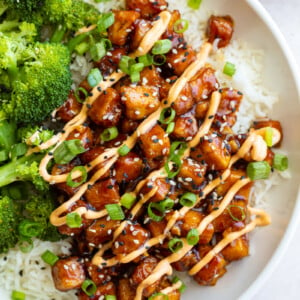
1, 1, 300, 299
183, 0, 300, 299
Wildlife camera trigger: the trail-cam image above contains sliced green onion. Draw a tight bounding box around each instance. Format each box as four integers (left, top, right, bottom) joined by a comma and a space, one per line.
105, 296, 116, 300
101, 127, 119, 142
168, 238, 184, 253
166, 122, 175, 134
130, 71, 141, 83
170, 141, 187, 157
11, 290, 26, 300
227, 205, 246, 222
153, 54, 166, 66
105, 204, 125, 220
147, 202, 165, 222
10, 143, 28, 160
187, 0, 202, 10
119, 56, 135, 74
97, 12, 115, 32
159, 107, 176, 124
172, 276, 186, 293
152, 39, 172, 55
75, 42, 90, 55
138, 54, 154, 67
90, 41, 106, 62
66, 212, 82, 228
165, 155, 182, 178
223, 61, 236, 77
148, 293, 169, 300
264, 127, 273, 147
67, 32, 89, 53
120, 193, 136, 209
131, 62, 144, 73
53, 139, 86, 164
74, 87, 89, 103
66, 166, 88, 188
174, 19, 189, 33
273, 153, 288, 171
41, 250, 59, 266
87, 68, 103, 87
118, 144, 130, 156
186, 228, 199, 245
158, 198, 175, 212
179, 192, 197, 207
18, 219, 42, 238
102, 38, 113, 50
246, 161, 271, 180
18, 237, 33, 253
81, 279, 97, 297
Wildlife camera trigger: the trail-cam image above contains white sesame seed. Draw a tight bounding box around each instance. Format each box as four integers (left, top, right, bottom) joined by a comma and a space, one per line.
63, 265, 69, 270
135, 110, 141, 115
133, 239, 139, 244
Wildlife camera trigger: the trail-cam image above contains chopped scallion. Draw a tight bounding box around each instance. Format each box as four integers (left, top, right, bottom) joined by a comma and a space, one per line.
66, 166, 88, 188
152, 39, 172, 55
100, 127, 119, 142
147, 202, 165, 222
159, 107, 176, 124
66, 212, 82, 228
172, 276, 187, 293
81, 279, 97, 297
138, 54, 154, 67
166, 122, 175, 134
179, 192, 197, 207
168, 238, 184, 253
118, 144, 130, 156
97, 12, 115, 32
186, 228, 199, 245
246, 161, 271, 180
148, 293, 169, 300
264, 127, 273, 147
273, 153, 288, 171
105, 296, 117, 300
105, 204, 125, 220
120, 193, 136, 209
74, 87, 89, 103
187, 0, 202, 10
11, 290, 26, 300
223, 61, 236, 77
227, 205, 246, 222
173, 19, 189, 33
87, 68, 103, 87
41, 250, 59, 266
18, 219, 42, 238
18, 237, 33, 253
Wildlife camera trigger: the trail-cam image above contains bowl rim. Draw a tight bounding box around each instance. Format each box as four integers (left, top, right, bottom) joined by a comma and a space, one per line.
241, 0, 300, 299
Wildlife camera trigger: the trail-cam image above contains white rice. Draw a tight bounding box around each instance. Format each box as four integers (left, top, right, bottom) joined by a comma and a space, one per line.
0, 0, 289, 299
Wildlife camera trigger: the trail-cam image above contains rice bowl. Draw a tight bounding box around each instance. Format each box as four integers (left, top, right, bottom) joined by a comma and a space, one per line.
0, 0, 300, 299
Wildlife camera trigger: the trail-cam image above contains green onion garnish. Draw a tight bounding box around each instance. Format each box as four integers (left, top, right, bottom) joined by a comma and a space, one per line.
120, 193, 136, 209
119, 56, 145, 83
138, 54, 154, 67
168, 238, 184, 253
172, 276, 187, 293
101, 127, 119, 142
66, 166, 88, 188
164, 154, 182, 178
97, 12, 115, 32
273, 153, 288, 171
105, 296, 117, 300
170, 141, 187, 157
11, 290, 26, 300
105, 204, 125, 220
118, 144, 130, 156
159, 198, 175, 212
246, 161, 271, 180
90, 41, 107, 62
186, 228, 199, 245
10, 143, 28, 160
130, 71, 141, 83
152, 54, 167, 66
159, 107, 176, 124
53, 139, 86, 164
227, 205, 246, 222
223, 61, 236, 77
74, 87, 89, 103
66, 212, 82, 228
75, 42, 90, 55
187, 0, 202, 10
147, 202, 165, 222
81, 279, 97, 297
18, 219, 42, 238
119, 56, 135, 74
166, 122, 175, 134
173, 19, 189, 33
148, 293, 169, 300
18, 237, 33, 253
264, 127, 273, 147
87, 68, 103, 87
41, 250, 59, 266
179, 192, 197, 207
152, 39, 172, 55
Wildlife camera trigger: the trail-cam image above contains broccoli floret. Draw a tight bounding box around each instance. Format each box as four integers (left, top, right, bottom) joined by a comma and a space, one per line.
0, 195, 20, 253
0, 30, 72, 123
17, 125, 54, 146
3, 0, 43, 12
25, 192, 62, 241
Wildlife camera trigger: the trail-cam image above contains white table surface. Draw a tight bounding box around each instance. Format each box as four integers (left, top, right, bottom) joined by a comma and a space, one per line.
253, 1, 300, 300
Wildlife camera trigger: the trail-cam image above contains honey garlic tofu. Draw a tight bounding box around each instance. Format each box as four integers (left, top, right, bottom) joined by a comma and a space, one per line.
118, 278, 136, 300
122, 85, 160, 120
52, 257, 86, 291
139, 124, 170, 160
108, 10, 141, 46
125, 0, 168, 18
131, 19, 152, 50
88, 87, 122, 127
172, 115, 198, 140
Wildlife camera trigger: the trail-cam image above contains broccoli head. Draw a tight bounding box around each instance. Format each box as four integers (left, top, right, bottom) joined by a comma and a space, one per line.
0, 195, 20, 253
0, 36, 72, 123
3, 0, 43, 12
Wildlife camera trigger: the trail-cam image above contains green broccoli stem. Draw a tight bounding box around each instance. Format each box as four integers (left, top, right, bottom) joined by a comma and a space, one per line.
0, 153, 43, 187
0, 20, 20, 32
50, 24, 67, 43
6, 53, 19, 83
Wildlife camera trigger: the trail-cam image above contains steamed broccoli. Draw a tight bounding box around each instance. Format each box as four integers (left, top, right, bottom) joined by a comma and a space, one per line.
0, 195, 20, 253
0, 23, 72, 123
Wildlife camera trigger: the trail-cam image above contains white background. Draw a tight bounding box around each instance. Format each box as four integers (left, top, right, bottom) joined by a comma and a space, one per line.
254, 1, 300, 299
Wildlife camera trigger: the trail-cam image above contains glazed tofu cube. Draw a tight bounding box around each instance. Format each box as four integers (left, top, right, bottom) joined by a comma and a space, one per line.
172, 115, 198, 140
125, 0, 168, 18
